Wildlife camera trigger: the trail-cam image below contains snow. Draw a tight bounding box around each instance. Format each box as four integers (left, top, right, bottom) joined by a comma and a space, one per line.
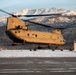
34, 9, 45, 14
25, 9, 35, 15
21, 9, 29, 15
66, 10, 76, 16
0, 50, 76, 58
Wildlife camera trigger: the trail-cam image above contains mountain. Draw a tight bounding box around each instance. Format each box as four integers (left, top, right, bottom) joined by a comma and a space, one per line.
0, 8, 76, 26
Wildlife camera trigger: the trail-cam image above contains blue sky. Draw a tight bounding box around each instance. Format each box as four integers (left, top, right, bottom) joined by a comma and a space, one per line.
0, 0, 76, 17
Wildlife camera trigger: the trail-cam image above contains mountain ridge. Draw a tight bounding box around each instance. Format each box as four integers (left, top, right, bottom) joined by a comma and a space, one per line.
0, 8, 76, 22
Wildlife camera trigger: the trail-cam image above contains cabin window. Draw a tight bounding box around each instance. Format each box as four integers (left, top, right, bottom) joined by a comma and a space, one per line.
27, 34, 29, 36
15, 31, 17, 33
60, 40, 62, 42
35, 34, 37, 37
32, 34, 37, 37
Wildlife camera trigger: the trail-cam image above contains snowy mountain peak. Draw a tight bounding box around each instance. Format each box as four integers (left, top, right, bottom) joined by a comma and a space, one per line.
65, 10, 76, 15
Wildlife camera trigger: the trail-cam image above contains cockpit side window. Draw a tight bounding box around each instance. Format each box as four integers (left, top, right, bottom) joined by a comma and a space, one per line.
16, 25, 21, 29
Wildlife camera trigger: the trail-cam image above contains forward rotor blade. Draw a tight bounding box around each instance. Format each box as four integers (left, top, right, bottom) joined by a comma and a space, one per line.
0, 9, 17, 17
0, 9, 63, 17
18, 13, 62, 17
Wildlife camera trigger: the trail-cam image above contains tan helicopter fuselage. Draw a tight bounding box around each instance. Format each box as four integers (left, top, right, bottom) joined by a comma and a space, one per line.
5, 17, 65, 45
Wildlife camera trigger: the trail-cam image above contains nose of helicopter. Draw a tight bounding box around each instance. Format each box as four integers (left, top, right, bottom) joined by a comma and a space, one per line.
5, 30, 23, 43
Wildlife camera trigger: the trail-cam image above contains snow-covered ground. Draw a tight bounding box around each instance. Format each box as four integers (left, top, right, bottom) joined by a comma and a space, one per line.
0, 50, 76, 58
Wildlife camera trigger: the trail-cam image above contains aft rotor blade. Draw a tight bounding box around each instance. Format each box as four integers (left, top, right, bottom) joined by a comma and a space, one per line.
53, 21, 76, 30
24, 20, 76, 30
61, 21, 76, 29
18, 13, 62, 17
24, 20, 55, 28
0, 9, 17, 17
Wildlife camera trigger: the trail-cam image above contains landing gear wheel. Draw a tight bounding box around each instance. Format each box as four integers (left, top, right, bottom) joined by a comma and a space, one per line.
38, 46, 41, 49
48, 45, 51, 49
12, 43, 17, 46
34, 48, 37, 51
52, 49, 55, 51
30, 49, 32, 51
60, 48, 63, 51
69, 48, 73, 51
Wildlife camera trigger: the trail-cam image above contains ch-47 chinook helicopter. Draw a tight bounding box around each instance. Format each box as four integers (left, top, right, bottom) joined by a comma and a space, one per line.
0, 9, 76, 50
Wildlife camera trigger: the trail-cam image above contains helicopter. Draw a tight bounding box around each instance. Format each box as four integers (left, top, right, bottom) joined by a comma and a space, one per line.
0, 9, 76, 50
